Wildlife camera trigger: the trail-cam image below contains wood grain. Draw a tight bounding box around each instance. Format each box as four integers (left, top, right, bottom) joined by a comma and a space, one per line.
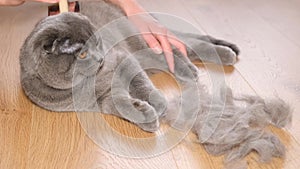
1, 0, 299, 169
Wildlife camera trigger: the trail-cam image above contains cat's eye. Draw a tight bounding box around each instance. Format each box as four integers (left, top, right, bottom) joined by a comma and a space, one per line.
79, 52, 87, 59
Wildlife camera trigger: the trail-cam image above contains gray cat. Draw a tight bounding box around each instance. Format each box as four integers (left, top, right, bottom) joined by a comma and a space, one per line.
20, 1, 292, 167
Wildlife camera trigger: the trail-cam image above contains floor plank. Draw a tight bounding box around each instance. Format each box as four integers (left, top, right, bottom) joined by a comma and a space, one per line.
0, 3, 47, 169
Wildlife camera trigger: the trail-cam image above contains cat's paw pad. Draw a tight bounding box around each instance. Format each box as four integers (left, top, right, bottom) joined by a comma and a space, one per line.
132, 99, 160, 132
132, 99, 159, 120
215, 46, 237, 65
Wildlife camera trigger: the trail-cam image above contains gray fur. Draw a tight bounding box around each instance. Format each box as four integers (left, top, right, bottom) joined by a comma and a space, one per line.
19, 1, 292, 167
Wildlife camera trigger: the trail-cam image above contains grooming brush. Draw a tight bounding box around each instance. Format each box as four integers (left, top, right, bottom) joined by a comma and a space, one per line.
59, 0, 68, 13
48, 0, 80, 16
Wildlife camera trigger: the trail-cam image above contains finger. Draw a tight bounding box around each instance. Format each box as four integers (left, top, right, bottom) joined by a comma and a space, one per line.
49, 11, 60, 15
68, 1, 75, 12
31, 0, 60, 3
142, 33, 162, 54
167, 33, 188, 57
155, 34, 174, 73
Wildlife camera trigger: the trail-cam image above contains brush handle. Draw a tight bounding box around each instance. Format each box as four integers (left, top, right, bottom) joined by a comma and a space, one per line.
59, 0, 68, 13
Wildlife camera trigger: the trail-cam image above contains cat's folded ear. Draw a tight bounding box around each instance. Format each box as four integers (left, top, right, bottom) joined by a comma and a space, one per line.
43, 38, 84, 55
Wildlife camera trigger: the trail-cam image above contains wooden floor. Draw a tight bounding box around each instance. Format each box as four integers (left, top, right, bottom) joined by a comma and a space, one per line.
1, 0, 300, 168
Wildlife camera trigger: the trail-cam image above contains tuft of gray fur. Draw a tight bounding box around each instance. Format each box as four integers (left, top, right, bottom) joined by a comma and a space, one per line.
192, 87, 290, 165
19, 1, 292, 167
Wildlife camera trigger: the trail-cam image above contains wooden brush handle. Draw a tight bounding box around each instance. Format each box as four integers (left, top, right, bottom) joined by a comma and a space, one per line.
59, 0, 68, 13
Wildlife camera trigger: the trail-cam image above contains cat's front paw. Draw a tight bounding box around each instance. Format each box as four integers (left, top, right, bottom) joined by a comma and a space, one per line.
137, 120, 160, 132
174, 55, 201, 81
132, 99, 160, 132
215, 45, 237, 65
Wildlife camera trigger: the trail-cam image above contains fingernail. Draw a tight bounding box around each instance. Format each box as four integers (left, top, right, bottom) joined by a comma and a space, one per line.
153, 47, 162, 54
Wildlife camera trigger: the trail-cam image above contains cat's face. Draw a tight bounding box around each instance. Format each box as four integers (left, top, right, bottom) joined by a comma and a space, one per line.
21, 12, 103, 89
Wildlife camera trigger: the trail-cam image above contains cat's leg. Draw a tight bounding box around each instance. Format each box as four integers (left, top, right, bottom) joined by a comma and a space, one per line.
100, 94, 160, 132
196, 35, 240, 55
108, 45, 169, 118
174, 32, 240, 65
129, 71, 168, 117
97, 53, 163, 132
187, 40, 238, 66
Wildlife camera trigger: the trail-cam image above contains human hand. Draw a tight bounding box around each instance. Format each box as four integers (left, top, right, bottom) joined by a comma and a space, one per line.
0, 0, 59, 6
29, 0, 60, 3
48, 1, 76, 15
127, 14, 187, 73
118, 0, 188, 73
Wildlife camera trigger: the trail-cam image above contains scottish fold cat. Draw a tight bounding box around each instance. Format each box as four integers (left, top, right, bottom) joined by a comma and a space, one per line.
20, 1, 292, 166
